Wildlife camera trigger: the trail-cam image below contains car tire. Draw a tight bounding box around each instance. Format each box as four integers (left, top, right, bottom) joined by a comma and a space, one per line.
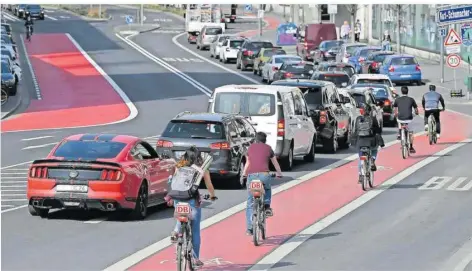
261, 73, 267, 83
28, 205, 49, 218
9, 84, 17, 96
258, 69, 262, 76
224, 57, 229, 63
339, 122, 351, 149
196, 44, 200, 50
236, 58, 241, 69
234, 159, 246, 189
253, 68, 257, 74
416, 80, 422, 86
303, 137, 316, 163
215, 54, 219, 59
219, 57, 223, 62
281, 143, 294, 171
241, 63, 247, 71
324, 126, 338, 153
210, 51, 214, 58
130, 182, 148, 220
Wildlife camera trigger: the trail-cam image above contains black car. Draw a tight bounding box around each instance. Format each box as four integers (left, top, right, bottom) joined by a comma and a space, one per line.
272, 61, 314, 82
1, 60, 17, 95
156, 112, 256, 188
15, 4, 27, 18
311, 40, 345, 64
363, 51, 395, 74
271, 79, 352, 153
350, 83, 398, 126
345, 88, 384, 131
315, 61, 356, 78
1, 23, 12, 37
236, 40, 273, 71
310, 71, 351, 88
25, 4, 45, 20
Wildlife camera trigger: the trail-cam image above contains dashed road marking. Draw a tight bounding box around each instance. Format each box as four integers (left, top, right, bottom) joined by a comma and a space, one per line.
44, 14, 57, 20
20, 34, 42, 100
152, 30, 183, 34
21, 135, 55, 141
2, 12, 19, 22
153, 18, 172, 22
162, 57, 204, 63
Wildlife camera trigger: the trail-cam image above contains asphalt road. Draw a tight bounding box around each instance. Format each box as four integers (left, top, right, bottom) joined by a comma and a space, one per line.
1, 5, 472, 271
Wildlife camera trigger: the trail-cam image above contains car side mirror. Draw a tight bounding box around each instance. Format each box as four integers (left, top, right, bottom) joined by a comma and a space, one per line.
237, 46, 241, 49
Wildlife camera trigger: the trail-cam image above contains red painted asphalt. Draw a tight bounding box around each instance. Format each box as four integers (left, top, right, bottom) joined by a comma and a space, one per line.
1, 33, 130, 132
237, 15, 281, 37
130, 111, 472, 270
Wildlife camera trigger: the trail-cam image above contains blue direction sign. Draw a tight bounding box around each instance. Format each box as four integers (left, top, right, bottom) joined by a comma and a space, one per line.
245, 4, 252, 11
461, 23, 472, 46
125, 15, 133, 24
439, 27, 447, 37
437, 5, 472, 25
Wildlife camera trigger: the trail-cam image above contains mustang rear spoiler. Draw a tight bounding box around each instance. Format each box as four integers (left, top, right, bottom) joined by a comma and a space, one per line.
32, 159, 121, 168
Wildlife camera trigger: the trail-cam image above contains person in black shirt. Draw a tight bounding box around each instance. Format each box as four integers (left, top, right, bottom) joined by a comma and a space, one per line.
393, 86, 419, 153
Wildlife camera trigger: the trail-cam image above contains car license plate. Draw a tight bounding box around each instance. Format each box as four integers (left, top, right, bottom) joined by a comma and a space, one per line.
174, 151, 185, 159
400, 75, 411, 78
63, 201, 80, 207
56, 185, 88, 193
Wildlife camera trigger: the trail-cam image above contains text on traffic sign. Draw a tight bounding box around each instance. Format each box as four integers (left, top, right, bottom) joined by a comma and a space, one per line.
446, 54, 461, 68
437, 5, 472, 25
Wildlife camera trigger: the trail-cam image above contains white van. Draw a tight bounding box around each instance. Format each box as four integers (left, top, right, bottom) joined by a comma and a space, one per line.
207, 84, 317, 170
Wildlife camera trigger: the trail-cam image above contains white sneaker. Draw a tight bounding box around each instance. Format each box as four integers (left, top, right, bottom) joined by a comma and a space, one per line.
437, 134, 441, 139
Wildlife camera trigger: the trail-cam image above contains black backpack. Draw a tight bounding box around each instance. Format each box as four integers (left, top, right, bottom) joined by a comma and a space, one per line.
167, 165, 201, 200
357, 116, 373, 137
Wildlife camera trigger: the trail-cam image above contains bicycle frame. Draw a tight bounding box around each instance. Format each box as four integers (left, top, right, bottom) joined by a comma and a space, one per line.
428, 114, 437, 145
174, 202, 194, 271
249, 179, 266, 246
359, 146, 373, 190
400, 123, 411, 159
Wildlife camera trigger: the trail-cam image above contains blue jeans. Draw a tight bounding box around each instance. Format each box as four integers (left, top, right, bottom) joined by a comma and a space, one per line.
173, 199, 202, 259
358, 147, 378, 174
246, 173, 272, 231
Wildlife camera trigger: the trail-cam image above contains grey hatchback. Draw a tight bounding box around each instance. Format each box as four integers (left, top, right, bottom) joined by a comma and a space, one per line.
156, 111, 257, 188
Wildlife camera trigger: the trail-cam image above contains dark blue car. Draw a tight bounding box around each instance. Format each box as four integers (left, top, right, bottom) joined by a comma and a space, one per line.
348, 46, 382, 74
25, 4, 44, 20
379, 54, 422, 85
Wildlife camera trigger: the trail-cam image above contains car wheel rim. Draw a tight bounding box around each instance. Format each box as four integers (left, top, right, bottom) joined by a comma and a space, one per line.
289, 148, 293, 167
139, 186, 147, 215
240, 162, 245, 186
333, 129, 338, 151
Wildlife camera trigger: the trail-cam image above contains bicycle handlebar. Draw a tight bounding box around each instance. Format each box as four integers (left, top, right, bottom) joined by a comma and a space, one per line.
202, 194, 218, 201
243, 172, 282, 178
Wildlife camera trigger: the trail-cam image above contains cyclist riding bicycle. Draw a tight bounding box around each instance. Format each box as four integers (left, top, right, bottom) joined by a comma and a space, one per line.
393, 86, 419, 153
165, 146, 217, 269
352, 102, 384, 183
242, 132, 283, 236
24, 15, 34, 35
422, 84, 445, 138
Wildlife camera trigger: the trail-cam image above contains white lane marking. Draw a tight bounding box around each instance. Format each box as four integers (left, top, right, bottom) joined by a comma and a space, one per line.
3, 13, 19, 21
1, 172, 28, 175
1, 204, 28, 212
172, 32, 260, 84
20, 34, 42, 100
1, 34, 140, 134
1, 180, 27, 182
21, 135, 55, 141
59, 16, 70, 19
44, 9, 55, 13
162, 57, 204, 62
1, 189, 26, 192
1, 194, 26, 197
44, 14, 57, 20
152, 30, 182, 34
1, 199, 27, 202
104, 131, 429, 270
1, 161, 33, 169
418, 176, 453, 190
115, 33, 212, 96
1, 185, 27, 188
2, 169, 29, 172
448, 236, 472, 271
84, 217, 108, 224
153, 18, 172, 22
248, 138, 472, 271
22, 142, 59, 150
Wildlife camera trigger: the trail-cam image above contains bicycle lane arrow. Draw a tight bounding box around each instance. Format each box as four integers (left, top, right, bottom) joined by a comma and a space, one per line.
128, 111, 472, 271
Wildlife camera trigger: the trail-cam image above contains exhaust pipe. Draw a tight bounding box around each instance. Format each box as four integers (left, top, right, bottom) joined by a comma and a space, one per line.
105, 203, 115, 211
32, 200, 39, 207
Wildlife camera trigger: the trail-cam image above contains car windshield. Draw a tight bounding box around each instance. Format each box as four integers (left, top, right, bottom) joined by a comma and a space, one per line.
351, 93, 366, 105
27, 4, 41, 9
205, 28, 222, 35
53, 141, 126, 159
263, 49, 286, 57
247, 42, 273, 50
359, 48, 380, 57
162, 120, 225, 139
275, 56, 301, 64
356, 78, 392, 86
346, 45, 365, 54
301, 86, 324, 105
373, 54, 390, 62
391, 57, 417, 65
1, 49, 12, 59
283, 63, 313, 73
319, 74, 350, 87
321, 40, 343, 50
214, 92, 275, 116
229, 40, 243, 48
326, 66, 355, 77
1, 61, 9, 72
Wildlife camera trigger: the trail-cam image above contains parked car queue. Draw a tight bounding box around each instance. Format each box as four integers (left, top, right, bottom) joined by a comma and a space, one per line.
1, 22, 24, 97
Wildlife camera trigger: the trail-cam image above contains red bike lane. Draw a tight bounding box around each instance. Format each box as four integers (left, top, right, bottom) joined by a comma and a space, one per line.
129, 110, 472, 270
1, 33, 132, 132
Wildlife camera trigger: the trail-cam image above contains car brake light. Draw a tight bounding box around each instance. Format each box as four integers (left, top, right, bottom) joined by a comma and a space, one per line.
157, 140, 174, 148
277, 119, 285, 137
243, 50, 253, 56
210, 142, 230, 150
30, 166, 48, 178
319, 111, 327, 124
415, 65, 421, 71
284, 72, 293, 78
384, 100, 391, 106
371, 62, 377, 68
359, 108, 365, 115
100, 169, 122, 181
388, 65, 394, 72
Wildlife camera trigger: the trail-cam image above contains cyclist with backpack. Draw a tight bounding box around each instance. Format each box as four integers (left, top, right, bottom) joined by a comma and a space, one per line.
165, 146, 217, 268
422, 84, 445, 138
352, 102, 384, 183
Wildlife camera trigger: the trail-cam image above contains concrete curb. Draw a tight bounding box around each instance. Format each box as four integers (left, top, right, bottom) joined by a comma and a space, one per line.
1, 94, 21, 120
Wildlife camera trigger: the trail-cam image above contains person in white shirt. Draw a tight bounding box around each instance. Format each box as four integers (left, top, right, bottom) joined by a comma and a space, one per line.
340, 21, 351, 41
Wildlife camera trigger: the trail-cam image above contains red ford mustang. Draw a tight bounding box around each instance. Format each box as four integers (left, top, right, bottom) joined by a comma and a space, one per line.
27, 134, 176, 220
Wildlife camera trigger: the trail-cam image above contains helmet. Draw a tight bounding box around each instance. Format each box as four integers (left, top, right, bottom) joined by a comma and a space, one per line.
429, 84, 436, 91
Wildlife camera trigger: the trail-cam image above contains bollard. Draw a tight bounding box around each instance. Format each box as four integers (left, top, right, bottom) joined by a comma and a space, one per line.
467, 76, 472, 100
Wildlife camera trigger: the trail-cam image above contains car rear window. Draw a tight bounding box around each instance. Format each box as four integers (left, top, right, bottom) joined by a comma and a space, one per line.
320, 40, 343, 50
205, 28, 222, 35
275, 56, 301, 64
391, 57, 417, 65
346, 45, 365, 54
360, 48, 380, 57
27, 4, 41, 9
319, 74, 350, 87
370, 87, 389, 98
162, 120, 225, 139
351, 93, 366, 105
373, 54, 390, 62
302, 87, 324, 105
247, 42, 273, 50
230, 40, 243, 48
218, 36, 228, 42
53, 141, 126, 159
356, 78, 391, 86
214, 92, 275, 116
284, 63, 313, 72
263, 49, 286, 57
326, 66, 355, 77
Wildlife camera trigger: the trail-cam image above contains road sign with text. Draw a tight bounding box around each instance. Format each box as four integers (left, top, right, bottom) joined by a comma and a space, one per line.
461, 23, 472, 46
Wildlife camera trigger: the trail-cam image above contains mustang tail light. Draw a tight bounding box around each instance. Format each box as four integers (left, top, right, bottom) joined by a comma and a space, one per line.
388, 65, 395, 72
210, 142, 230, 150
277, 119, 285, 137
30, 166, 48, 178
319, 111, 327, 124
100, 169, 123, 181
284, 72, 293, 78
157, 140, 174, 148
415, 65, 421, 71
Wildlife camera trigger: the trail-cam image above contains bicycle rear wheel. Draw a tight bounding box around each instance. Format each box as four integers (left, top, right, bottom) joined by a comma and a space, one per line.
176, 226, 188, 271
401, 130, 408, 159
252, 199, 260, 246
260, 206, 266, 240
368, 158, 374, 188
428, 117, 434, 145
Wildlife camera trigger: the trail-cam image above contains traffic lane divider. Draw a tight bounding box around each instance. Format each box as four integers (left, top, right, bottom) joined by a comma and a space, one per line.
1, 33, 136, 132
128, 112, 472, 270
